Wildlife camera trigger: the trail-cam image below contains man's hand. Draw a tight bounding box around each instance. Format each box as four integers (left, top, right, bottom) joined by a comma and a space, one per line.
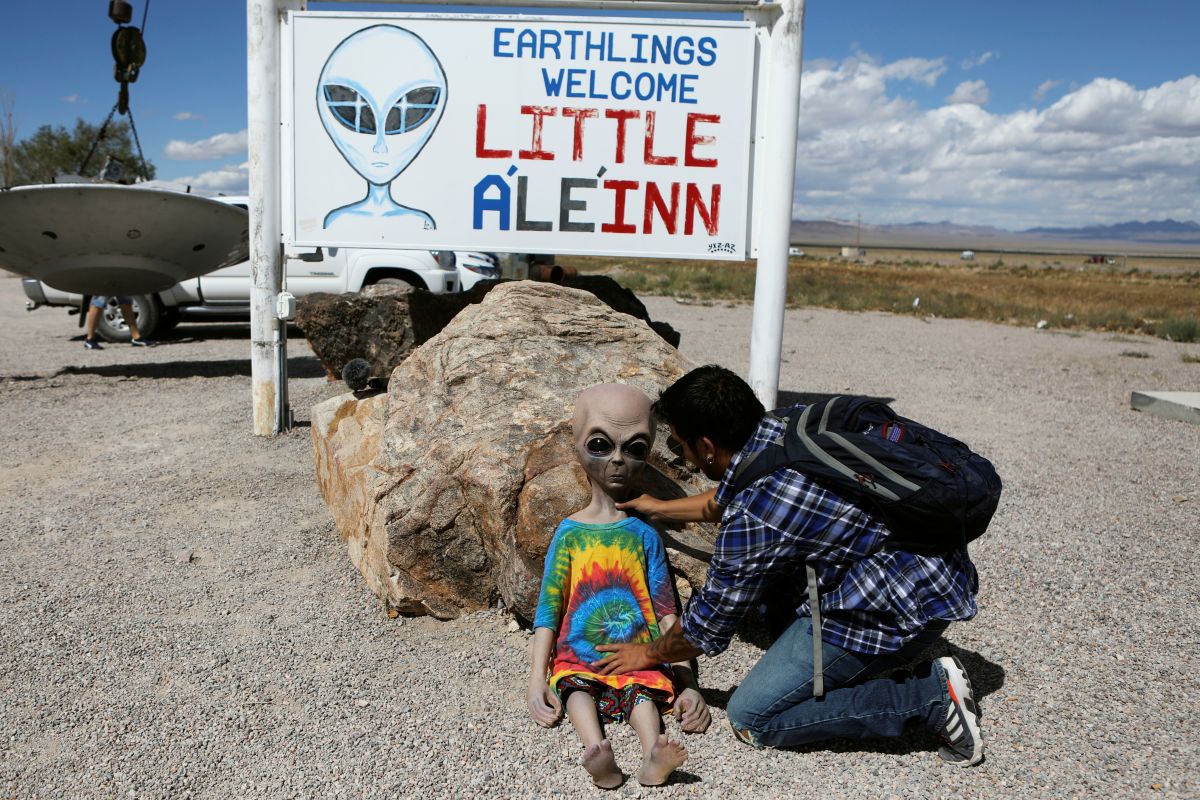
527, 681, 563, 727
614, 494, 667, 523
673, 687, 712, 734
616, 488, 721, 526
596, 623, 704, 674
592, 642, 657, 675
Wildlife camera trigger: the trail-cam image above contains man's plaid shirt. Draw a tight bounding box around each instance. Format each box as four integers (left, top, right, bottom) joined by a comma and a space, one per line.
680, 407, 978, 656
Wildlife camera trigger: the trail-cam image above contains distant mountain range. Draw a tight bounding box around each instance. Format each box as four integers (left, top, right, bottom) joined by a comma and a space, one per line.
791, 218, 1200, 252
1022, 219, 1200, 242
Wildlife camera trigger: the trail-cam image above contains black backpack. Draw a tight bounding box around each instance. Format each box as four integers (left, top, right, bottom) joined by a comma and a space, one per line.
729, 396, 1002, 555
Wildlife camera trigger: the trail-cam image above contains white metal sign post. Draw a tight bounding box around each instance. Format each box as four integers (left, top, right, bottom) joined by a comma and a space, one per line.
248, 0, 300, 436
746, 0, 804, 408
248, 0, 803, 435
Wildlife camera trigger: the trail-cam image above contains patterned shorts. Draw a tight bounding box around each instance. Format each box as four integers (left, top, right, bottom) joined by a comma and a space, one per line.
557, 676, 672, 724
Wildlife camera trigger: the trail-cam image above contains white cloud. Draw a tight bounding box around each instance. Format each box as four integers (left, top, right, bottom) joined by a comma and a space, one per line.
169, 161, 249, 193
173, 111, 203, 121
1033, 80, 1061, 103
798, 54, 945, 136
1039, 78, 1141, 134
1042, 76, 1200, 137
794, 59, 1200, 228
61, 94, 81, 104
961, 51, 996, 70
164, 129, 247, 160
947, 80, 989, 106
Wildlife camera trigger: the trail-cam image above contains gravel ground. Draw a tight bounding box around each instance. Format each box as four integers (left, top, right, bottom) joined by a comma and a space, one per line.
2, 273, 1198, 799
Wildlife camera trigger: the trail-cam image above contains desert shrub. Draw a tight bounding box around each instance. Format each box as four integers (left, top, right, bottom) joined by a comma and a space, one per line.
1157, 316, 1199, 343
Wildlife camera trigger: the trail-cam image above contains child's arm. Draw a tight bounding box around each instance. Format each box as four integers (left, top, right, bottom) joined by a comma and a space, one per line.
659, 614, 712, 734
527, 626, 563, 727
528, 527, 568, 727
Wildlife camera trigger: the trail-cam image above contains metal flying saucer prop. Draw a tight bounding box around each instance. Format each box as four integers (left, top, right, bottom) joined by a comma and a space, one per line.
0, 184, 249, 295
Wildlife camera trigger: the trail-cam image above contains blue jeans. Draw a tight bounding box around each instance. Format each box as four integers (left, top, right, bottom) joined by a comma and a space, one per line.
727, 617, 950, 748
90, 295, 132, 308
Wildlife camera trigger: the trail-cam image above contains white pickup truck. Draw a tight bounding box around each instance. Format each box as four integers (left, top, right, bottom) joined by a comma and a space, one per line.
20, 196, 501, 341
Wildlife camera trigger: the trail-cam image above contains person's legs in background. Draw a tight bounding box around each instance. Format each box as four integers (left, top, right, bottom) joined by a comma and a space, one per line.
116, 300, 149, 345
83, 296, 106, 349
83, 296, 152, 348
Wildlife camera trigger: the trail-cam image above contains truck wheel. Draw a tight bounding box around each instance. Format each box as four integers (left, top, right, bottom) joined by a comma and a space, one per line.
371, 276, 426, 290
96, 294, 160, 342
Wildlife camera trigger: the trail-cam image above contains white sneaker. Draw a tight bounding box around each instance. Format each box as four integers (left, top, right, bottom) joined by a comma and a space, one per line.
935, 655, 983, 766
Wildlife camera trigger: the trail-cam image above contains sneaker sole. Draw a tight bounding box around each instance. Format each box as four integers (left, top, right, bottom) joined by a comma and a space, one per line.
937, 655, 983, 767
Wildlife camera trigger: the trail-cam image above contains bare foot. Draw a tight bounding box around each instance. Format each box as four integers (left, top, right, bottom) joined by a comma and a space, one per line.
582, 740, 625, 790
637, 734, 687, 787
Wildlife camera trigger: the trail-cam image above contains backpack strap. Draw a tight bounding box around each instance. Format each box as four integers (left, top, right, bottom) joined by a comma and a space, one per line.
806, 560, 824, 698
727, 411, 789, 495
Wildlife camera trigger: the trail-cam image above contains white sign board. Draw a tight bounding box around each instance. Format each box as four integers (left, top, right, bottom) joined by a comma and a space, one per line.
284, 12, 756, 260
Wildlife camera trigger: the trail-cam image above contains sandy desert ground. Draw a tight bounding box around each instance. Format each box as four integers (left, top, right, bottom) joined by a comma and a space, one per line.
1, 273, 1197, 799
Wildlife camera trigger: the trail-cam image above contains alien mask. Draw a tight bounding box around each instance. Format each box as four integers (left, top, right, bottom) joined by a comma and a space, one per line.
572, 384, 655, 500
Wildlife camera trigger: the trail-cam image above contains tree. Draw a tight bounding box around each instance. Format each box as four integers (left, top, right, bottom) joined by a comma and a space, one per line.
0, 89, 16, 187
5, 116, 156, 187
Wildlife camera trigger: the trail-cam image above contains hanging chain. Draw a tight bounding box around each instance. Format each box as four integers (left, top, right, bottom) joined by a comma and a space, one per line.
125, 106, 151, 182
77, 100, 149, 182
78, 102, 120, 177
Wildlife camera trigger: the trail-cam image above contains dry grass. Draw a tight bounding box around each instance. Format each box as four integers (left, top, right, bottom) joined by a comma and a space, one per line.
556, 254, 1200, 342
795, 245, 1200, 275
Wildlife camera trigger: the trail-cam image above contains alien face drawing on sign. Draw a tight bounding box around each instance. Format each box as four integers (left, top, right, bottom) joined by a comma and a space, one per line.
317, 25, 447, 231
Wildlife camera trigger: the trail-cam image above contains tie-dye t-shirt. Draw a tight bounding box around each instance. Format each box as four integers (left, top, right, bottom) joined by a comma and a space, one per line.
533, 516, 679, 700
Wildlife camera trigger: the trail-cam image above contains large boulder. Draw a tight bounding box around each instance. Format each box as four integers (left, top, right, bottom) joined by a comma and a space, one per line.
312, 281, 714, 621
407, 274, 681, 348
561, 274, 680, 348
300, 275, 677, 384
295, 285, 416, 380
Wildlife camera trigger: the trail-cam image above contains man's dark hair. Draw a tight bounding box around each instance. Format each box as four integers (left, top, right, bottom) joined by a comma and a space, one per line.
653, 365, 765, 453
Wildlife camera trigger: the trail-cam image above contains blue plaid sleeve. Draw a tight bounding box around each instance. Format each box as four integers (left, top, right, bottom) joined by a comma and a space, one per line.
680, 503, 804, 656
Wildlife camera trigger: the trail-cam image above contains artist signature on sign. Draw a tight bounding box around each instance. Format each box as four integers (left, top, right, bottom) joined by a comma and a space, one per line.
707, 242, 736, 254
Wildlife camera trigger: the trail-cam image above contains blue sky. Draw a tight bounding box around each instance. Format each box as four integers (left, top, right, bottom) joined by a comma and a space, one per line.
3, 0, 1198, 229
